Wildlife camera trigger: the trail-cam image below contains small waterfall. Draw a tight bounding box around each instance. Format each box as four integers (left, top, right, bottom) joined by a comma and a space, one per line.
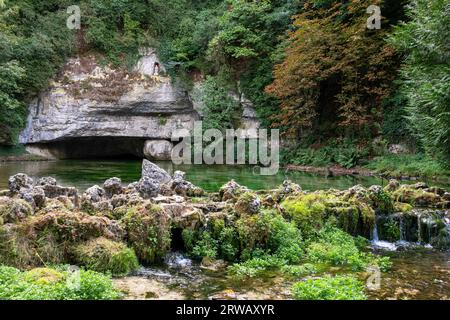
164, 252, 193, 269
417, 213, 422, 244
371, 219, 397, 251
399, 216, 406, 242
372, 222, 379, 242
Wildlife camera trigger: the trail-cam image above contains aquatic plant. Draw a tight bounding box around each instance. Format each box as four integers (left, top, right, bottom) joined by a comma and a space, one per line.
292, 275, 367, 300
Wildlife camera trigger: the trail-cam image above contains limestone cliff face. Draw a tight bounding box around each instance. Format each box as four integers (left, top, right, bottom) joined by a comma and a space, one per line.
19, 49, 199, 159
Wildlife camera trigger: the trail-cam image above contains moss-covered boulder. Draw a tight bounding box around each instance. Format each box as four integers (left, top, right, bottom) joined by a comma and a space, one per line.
73, 237, 139, 276
0, 197, 33, 224
0, 222, 65, 269
391, 185, 444, 207
219, 180, 249, 201
122, 202, 171, 264
29, 211, 125, 242
281, 191, 375, 238
234, 192, 261, 216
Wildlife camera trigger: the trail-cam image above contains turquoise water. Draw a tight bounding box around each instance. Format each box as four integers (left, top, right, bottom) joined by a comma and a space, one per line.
0, 159, 394, 192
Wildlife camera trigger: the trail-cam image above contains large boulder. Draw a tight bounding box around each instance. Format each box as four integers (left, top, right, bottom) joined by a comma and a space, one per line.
136, 177, 161, 199
143, 140, 174, 161
8, 173, 33, 193
103, 178, 123, 198
141, 160, 172, 184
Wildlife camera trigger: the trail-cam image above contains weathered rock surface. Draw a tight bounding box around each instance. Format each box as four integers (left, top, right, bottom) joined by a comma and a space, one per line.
143, 140, 174, 161
19, 51, 200, 159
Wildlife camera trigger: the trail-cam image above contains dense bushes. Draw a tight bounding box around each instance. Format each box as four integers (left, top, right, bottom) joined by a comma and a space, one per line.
389, 0, 450, 165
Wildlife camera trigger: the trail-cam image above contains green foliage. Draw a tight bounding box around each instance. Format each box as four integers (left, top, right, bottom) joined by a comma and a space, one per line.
193, 75, 240, 132
366, 154, 449, 178
73, 237, 139, 277
281, 263, 317, 277
388, 0, 450, 165
0, 265, 120, 300
306, 226, 391, 272
281, 140, 370, 169
228, 253, 284, 277
292, 275, 367, 300
192, 231, 218, 259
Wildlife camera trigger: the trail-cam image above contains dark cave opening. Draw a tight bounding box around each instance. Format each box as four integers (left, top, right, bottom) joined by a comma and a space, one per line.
26, 137, 147, 159
170, 227, 186, 252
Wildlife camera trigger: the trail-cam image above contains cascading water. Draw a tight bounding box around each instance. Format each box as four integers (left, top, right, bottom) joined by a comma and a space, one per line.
371, 217, 398, 251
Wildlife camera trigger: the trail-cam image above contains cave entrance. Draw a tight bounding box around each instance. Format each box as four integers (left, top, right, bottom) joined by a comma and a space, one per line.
26, 137, 147, 159
170, 227, 186, 252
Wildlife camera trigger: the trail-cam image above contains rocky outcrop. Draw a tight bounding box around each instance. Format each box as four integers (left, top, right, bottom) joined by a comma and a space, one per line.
19, 50, 200, 159
143, 140, 174, 161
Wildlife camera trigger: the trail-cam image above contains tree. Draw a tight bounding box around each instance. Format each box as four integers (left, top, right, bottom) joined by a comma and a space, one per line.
266, 0, 399, 139
389, 0, 450, 164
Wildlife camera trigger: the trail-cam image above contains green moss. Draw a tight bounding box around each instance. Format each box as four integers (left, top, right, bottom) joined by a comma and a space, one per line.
23, 268, 64, 285
394, 202, 413, 212
292, 275, 367, 300
73, 237, 139, 276
282, 192, 375, 238
122, 203, 171, 264
0, 197, 33, 223
391, 186, 441, 206
281, 193, 330, 235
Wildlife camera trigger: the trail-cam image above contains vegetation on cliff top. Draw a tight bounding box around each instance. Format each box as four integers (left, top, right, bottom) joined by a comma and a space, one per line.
0, 0, 448, 173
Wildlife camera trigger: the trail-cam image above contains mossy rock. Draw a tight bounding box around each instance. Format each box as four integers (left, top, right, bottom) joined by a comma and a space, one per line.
24, 267, 65, 285
28, 211, 125, 243
281, 191, 375, 237
73, 237, 139, 276
0, 197, 33, 223
122, 203, 171, 264
394, 202, 413, 213
391, 185, 442, 207
234, 192, 261, 216
0, 223, 66, 269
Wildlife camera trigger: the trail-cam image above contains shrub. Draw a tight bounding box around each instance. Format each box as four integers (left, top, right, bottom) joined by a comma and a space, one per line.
228, 253, 284, 278
292, 275, 367, 300
192, 231, 218, 260
73, 237, 139, 276
0, 265, 120, 300
305, 226, 390, 272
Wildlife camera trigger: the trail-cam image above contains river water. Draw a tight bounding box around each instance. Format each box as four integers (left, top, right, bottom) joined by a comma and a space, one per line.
0, 159, 423, 192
